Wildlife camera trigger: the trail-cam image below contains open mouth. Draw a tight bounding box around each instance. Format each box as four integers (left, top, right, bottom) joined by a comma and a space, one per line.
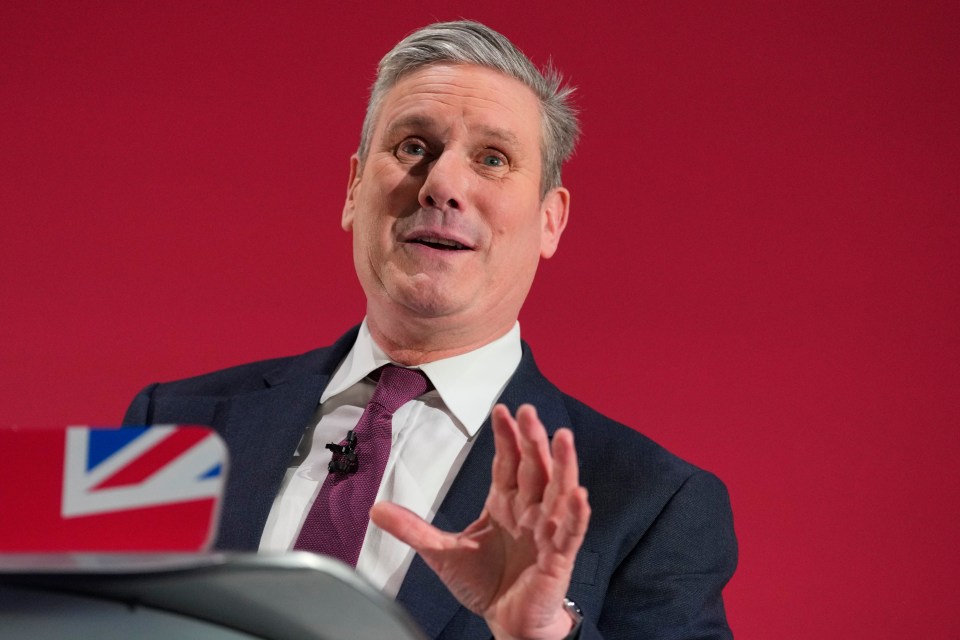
408, 236, 471, 251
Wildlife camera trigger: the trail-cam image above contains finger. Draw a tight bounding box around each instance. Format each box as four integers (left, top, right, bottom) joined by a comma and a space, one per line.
552, 428, 580, 491
488, 404, 522, 529
535, 485, 590, 580
541, 428, 579, 518
370, 501, 464, 553
554, 486, 590, 555
490, 404, 521, 492
538, 429, 589, 555
536, 483, 586, 558
515, 404, 552, 517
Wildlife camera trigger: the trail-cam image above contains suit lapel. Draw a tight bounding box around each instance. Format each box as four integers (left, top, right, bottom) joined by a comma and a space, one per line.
214, 328, 360, 549
396, 344, 571, 637
214, 374, 327, 549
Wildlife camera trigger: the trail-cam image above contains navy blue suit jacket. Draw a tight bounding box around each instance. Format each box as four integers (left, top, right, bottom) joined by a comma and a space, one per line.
124, 327, 737, 639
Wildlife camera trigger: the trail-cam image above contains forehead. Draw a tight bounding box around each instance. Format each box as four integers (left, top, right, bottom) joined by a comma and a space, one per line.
373, 63, 543, 149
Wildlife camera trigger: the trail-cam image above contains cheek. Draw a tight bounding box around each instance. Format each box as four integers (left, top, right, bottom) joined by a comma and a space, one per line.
488, 201, 545, 248
363, 179, 421, 236
352, 188, 393, 240
371, 161, 419, 200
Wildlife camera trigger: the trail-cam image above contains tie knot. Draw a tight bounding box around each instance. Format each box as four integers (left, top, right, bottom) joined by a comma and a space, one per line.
369, 365, 431, 415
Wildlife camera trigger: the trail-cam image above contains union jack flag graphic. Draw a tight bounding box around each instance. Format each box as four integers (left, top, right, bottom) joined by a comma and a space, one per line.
62, 426, 225, 517
0, 425, 227, 552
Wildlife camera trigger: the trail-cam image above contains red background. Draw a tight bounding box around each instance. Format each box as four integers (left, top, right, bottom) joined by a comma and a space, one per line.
2, 2, 958, 637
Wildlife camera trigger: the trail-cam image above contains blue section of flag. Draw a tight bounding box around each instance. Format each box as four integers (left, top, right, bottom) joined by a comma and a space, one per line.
86, 428, 147, 471
198, 463, 221, 480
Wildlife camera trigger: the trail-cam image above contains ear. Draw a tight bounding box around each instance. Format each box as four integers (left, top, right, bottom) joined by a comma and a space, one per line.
539, 186, 570, 259
341, 154, 362, 231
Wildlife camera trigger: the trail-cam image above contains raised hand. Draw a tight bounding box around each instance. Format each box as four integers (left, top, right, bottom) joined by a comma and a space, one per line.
370, 403, 591, 640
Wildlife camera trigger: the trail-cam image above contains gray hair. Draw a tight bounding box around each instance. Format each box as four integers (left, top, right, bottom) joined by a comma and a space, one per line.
357, 20, 579, 195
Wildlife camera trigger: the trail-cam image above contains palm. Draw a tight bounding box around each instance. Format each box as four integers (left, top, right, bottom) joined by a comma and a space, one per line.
371, 404, 590, 640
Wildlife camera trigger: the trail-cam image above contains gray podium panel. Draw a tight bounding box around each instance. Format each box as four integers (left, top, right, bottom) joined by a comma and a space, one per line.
0, 553, 428, 640
0, 585, 259, 639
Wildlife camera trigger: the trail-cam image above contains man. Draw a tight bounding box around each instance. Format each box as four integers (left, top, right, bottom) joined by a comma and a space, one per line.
125, 21, 737, 640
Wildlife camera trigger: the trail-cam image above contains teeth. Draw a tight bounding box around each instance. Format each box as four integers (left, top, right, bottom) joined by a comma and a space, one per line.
418, 236, 466, 249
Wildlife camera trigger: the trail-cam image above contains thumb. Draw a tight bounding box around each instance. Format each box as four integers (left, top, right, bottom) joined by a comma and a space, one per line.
370, 501, 451, 552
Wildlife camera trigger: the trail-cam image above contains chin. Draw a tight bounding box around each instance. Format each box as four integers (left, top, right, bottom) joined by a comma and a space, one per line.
395, 294, 465, 320
384, 274, 468, 317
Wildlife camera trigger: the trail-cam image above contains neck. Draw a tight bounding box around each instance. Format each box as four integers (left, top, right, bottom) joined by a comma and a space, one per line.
366, 313, 516, 366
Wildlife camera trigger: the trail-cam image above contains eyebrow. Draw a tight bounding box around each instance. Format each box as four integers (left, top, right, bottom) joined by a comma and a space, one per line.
475, 125, 522, 149
384, 115, 436, 140
384, 115, 523, 149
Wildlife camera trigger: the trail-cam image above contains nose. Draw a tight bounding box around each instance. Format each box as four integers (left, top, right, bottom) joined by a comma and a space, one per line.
418, 151, 466, 211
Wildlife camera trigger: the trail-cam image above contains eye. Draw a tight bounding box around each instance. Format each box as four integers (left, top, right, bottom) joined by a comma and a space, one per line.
397, 139, 428, 159
479, 150, 508, 168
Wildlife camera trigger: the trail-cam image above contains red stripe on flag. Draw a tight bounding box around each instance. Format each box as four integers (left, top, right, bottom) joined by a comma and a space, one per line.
93, 428, 210, 490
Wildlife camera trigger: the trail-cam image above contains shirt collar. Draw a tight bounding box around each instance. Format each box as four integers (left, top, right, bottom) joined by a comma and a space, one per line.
321, 319, 522, 437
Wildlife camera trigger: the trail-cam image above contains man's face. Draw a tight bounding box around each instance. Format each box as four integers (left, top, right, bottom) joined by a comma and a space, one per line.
342, 63, 569, 347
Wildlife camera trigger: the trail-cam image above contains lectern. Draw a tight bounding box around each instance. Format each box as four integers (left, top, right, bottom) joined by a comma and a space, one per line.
0, 552, 428, 639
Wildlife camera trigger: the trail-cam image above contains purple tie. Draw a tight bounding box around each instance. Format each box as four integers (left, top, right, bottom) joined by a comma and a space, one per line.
293, 365, 430, 566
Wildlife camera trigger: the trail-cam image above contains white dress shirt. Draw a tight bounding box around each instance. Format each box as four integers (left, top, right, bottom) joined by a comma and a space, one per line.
259, 320, 522, 597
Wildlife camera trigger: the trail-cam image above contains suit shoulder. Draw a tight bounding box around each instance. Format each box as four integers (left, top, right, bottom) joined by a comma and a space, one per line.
143, 325, 360, 400
558, 392, 712, 489
149, 348, 329, 398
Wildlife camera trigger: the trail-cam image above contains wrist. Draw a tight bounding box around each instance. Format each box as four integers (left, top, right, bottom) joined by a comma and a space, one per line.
486, 599, 580, 640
